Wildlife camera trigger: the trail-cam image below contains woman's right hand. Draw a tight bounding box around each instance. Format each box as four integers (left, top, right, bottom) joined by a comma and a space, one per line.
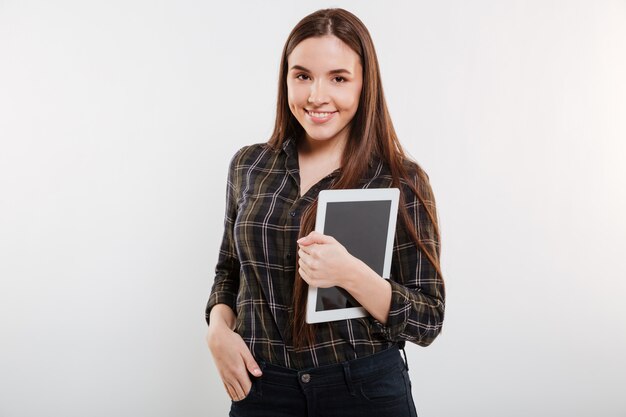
206, 305, 263, 402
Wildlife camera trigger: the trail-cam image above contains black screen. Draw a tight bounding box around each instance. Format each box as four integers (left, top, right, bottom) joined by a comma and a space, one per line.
315, 200, 392, 311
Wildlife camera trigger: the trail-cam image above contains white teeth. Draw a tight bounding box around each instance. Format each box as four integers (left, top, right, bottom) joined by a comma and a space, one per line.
307, 111, 334, 118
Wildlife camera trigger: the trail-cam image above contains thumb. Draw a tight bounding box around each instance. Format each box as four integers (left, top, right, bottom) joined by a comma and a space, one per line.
241, 349, 262, 377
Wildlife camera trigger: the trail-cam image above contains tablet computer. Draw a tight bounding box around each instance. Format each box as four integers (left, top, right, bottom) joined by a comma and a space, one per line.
306, 187, 400, 324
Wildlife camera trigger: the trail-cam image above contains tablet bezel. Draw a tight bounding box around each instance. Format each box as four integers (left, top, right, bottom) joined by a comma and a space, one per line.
305, 187, 400, 324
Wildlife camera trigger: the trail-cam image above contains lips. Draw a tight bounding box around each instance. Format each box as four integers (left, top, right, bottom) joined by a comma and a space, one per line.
305, 109, 337, 124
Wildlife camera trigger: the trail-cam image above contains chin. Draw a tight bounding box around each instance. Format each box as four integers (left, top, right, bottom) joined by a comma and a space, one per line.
303, 126, 347, 142
304, 133, 338, 142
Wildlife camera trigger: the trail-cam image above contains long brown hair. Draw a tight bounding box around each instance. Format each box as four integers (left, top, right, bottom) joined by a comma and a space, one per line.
266, 8, 443, 349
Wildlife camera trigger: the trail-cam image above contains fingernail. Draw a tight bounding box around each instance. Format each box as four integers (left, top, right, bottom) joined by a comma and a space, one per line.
297, 237, 304, 243
253, 368, 262, 376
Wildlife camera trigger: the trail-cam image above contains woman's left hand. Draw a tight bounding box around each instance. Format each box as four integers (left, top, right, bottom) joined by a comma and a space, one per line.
297, 231, 361, 289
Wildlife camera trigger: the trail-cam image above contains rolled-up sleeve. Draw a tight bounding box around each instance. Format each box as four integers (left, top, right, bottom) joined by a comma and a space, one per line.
369, 169, 445, 346
205, 147, 246, 326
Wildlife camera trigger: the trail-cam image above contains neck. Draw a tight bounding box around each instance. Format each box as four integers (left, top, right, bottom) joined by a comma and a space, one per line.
298, 133, 348, 160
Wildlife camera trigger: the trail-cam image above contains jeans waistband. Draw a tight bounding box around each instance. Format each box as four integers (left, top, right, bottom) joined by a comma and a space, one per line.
257, 345, 406, 389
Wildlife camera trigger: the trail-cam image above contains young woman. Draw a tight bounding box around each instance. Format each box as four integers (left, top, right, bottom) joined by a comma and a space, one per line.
205, 8, 445, 417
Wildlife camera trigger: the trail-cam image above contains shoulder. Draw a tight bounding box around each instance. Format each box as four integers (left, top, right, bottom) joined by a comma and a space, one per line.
400, 157, 429, 182
229, 142, 269, 162
375, 155, 430, 186
396, 158, 436, 207
228, 142, 275, 169
367, 156, 431, 194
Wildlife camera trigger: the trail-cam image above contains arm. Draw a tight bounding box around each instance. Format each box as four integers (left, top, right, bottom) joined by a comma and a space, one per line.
298, 173, 445, 346
204, 146, 262, 402
365, 173, 445, 347
296, 232, 393, 322
341, 259, 393, 325
205, 147, 245, 327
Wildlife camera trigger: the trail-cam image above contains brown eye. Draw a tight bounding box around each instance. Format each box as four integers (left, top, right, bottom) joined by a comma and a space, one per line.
296, 74, 310, 80
333, 76, 346, 83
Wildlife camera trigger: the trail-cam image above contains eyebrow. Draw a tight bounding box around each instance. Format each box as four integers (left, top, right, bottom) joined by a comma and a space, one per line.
289, 65, 352, 76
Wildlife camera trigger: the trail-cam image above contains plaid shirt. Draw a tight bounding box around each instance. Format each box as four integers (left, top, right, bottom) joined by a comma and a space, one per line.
205, 136, 445, 370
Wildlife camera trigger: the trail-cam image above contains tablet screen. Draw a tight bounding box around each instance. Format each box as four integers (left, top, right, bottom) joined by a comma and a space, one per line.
315, 200, 391, 311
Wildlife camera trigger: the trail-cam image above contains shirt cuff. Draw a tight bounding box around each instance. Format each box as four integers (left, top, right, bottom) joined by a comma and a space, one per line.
205, 291, 237, 327
368, 279, 412, 341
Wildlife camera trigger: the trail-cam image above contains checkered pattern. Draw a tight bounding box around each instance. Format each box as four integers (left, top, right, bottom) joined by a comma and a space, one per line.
206, 136, 445, 370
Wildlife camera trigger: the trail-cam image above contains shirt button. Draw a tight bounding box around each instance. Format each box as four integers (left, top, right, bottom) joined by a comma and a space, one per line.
286, 253, 292, 259
289, 211, 296, 217
300, 373, 311, 383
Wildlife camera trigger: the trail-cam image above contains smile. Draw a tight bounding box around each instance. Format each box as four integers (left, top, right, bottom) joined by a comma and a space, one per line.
305, 109, 337, 123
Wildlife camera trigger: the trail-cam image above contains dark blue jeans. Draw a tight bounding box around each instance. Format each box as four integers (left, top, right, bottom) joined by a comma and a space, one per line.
229, 345, 418, 417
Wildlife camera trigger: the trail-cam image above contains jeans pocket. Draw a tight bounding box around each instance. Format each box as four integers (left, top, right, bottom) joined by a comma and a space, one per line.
231, 377, 259, 406
357, 366, 407, 405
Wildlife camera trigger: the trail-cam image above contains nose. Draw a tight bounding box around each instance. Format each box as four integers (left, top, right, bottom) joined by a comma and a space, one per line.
308, 80, 330, 105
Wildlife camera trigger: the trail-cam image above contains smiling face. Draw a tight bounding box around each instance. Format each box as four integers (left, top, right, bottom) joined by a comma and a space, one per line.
286, 35, 363, 149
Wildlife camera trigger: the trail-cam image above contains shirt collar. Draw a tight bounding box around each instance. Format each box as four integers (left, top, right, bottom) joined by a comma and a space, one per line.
281, 136, 376, 170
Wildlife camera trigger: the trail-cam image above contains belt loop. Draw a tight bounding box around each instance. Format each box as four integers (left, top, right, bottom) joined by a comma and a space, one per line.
342, 362, 356, 396
399, 342, 409, 371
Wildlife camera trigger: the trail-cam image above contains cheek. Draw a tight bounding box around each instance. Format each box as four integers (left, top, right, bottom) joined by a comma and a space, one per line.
287, 99, 296, 115
287, 83, 306, 103
338, 87, 361, 112
286, 89, 299, 114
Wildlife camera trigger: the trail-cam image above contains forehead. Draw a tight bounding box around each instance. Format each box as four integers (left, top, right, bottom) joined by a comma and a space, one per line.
288, 35, 361, 73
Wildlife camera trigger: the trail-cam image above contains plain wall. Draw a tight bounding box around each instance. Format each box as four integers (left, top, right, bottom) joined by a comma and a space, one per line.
1, 1, 625, 416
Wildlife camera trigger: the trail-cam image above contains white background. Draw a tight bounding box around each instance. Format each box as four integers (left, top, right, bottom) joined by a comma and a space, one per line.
1, 1, 625, 416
